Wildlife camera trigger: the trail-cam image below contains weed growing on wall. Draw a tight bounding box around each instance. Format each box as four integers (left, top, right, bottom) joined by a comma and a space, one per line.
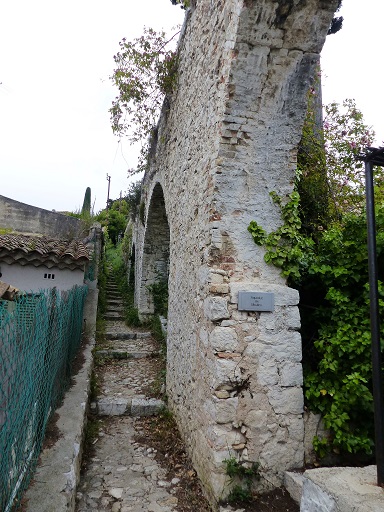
248, 99, 384, 459
222, 457, 260, 504
147, 279, 168, 317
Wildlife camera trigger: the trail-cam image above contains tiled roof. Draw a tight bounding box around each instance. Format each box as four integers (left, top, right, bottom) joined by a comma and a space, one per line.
0, 234, 90, 271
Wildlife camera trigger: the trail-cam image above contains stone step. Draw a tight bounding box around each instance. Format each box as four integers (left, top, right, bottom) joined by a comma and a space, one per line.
91, 397, 165, 417
105, 331, 152, 340
106, 294, 122, 300
284, 471, 304, 505
105, 312, 125, 321
95, 349, 159, 359
106, 306, 124, 312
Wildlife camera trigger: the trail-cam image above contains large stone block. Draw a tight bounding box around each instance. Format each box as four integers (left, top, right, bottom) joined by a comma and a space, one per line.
279, 361, 303, 387
210, 326, 238, 352
268, 387, 304, 415
204, 296, 230, 321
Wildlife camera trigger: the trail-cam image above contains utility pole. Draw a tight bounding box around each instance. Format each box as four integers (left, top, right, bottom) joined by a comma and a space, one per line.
106, 174, 111, 211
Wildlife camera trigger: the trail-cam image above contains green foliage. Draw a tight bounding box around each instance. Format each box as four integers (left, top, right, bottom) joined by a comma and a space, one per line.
297, 82, 334, 231
248, 191, 314, 282
97, 252, 108, 318
223, 457, 260, 504
125, 180, 142, 220
150, 314, 166, 345
110, 27, 179, 171
249, 191, 383, 456
96, 208, 127, 246
248, 99, 384, 458
323, 99, 377, 214
107, 242, 141, 327
148, 280, 168, 317
302, 212, 381, 456
139, 200, 146, 225
170, 0, 190, 8
225, 457, 260, 480
297, 96, 376, 230
0, 228, 14, 234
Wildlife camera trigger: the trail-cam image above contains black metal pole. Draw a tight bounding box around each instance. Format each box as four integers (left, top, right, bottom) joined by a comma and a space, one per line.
365, 160, 384, 486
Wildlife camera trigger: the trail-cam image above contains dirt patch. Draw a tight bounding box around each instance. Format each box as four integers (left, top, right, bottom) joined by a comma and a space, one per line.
71, 336, 90, 378
221, 487, 299, 511
135, 413, 211, 512
41, 412, 62, 450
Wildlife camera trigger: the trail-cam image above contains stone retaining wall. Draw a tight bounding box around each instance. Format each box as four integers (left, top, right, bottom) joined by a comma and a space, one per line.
0, 195, 82, 239
132, 0, 338, 506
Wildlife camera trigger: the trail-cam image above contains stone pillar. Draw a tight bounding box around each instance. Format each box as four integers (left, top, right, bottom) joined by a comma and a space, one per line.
132, 0, 339, 506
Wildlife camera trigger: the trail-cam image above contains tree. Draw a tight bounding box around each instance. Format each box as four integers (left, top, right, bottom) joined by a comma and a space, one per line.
125, 180, 142, 220
323, 99, 376, 213
96, 208, 127, 245
81, 187, 91, 217
298, 97, 377, 231
109, 28, 179, 171
170, 0, 190, 7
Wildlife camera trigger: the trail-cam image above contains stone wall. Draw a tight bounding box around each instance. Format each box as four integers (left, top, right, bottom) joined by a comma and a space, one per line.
0, 195, 82, 239
132, 0, 338, 506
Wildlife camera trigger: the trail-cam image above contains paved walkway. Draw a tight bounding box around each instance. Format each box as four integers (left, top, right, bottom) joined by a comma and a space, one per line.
75, 276, 191, 512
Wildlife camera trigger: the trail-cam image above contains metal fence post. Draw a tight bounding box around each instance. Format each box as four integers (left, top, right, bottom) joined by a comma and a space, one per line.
365, 158, 384, 487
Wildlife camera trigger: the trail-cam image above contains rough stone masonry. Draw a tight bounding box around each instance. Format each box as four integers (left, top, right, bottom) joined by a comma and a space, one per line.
130, 0, 338, 506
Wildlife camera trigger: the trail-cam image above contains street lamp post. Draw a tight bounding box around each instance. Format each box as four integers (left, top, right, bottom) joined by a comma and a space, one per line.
358, 147, 384, 487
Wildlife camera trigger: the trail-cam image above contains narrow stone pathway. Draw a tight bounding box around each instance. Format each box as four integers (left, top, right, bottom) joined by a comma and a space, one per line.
75, 274, 184, 512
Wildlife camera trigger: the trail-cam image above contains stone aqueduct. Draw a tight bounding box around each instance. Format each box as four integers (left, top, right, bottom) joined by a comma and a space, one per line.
129, 0, 338, 504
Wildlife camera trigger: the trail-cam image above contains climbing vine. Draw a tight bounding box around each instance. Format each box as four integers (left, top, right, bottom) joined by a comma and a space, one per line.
248, 99, 384, 458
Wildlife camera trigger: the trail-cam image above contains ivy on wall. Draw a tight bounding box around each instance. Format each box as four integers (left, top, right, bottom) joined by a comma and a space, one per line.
249, 99, 384, 459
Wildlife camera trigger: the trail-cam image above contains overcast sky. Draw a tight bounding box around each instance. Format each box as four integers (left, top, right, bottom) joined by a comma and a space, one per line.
0, 0, 382, 214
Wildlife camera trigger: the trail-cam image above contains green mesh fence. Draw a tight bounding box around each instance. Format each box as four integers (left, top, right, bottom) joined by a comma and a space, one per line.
0, 285, 88, 511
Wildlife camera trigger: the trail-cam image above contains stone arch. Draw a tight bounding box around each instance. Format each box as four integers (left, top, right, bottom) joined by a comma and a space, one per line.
137, 183, 170, 318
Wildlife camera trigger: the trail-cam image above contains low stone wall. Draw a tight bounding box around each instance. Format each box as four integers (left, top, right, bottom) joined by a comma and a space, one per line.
0, 195, 82, 239
300, 466, 384, 512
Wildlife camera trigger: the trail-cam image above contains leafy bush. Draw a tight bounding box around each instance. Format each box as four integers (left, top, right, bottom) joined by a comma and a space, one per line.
248, 99, 384, 458
249, 191, 384, 457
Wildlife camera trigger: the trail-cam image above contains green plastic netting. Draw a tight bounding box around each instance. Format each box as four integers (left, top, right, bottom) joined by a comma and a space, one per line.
0, 285, 88, 511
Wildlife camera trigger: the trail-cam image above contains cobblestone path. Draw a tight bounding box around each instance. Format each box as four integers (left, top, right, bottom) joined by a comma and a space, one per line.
75, 276, 184, 512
